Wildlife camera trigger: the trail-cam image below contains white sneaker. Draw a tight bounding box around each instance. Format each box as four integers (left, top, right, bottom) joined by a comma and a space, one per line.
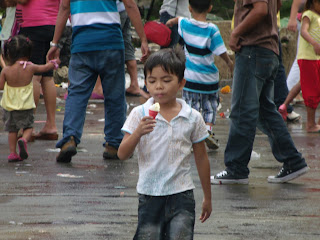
287, 111, 301, 122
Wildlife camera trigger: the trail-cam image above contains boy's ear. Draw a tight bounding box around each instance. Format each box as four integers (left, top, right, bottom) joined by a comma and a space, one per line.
179, 78, 186, 90
208, 5, 213, 13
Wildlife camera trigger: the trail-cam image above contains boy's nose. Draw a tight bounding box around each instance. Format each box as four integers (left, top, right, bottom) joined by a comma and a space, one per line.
155, 81, 163, 89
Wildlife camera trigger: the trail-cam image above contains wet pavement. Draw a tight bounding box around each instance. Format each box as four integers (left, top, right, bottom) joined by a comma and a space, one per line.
0, 86, 320, 240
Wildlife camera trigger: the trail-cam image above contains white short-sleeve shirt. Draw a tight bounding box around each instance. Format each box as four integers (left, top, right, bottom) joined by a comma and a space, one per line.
122, 98, 209, 196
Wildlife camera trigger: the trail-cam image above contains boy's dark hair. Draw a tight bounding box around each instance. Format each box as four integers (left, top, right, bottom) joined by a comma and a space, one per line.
3, 35, 33, 66
144, 46, 186, 82
189, 0, 211, 13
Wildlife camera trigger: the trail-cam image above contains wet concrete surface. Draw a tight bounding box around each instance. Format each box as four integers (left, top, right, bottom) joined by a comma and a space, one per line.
0, 88, 320, 240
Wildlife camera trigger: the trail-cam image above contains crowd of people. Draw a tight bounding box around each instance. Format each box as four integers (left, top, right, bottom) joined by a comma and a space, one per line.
0, 0, 317, 238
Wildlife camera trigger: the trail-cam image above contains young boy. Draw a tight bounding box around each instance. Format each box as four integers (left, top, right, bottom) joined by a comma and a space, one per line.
166, 0, 233, 150
118, 47, 212, 239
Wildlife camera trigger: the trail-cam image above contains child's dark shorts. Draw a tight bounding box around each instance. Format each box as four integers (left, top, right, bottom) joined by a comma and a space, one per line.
2, 109, 34, 132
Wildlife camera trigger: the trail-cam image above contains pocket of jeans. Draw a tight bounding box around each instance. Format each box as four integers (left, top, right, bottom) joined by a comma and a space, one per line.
255, 54, 278, 80
180, 190, 195, 202
138, 194, 153, 208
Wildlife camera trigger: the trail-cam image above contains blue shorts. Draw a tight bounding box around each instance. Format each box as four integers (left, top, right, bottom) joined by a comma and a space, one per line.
183, 91, 219, 124
134, 190, 195, 240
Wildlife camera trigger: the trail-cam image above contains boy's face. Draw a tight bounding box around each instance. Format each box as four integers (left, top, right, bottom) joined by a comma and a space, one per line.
145, 66, 185, 105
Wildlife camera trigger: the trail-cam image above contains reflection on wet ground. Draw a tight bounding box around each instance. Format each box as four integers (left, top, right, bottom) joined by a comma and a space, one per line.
0, 88, 319, 239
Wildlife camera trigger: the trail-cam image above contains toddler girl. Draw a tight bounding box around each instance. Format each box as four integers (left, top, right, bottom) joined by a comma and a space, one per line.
0, 35, 59, 162
297, 0, 320, 132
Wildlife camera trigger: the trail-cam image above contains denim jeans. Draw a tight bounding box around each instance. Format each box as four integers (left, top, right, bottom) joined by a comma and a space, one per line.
224, 46, 306, 177
56, 49, 126, 149
134, 190, 195, 240
274, 39, 293, 113
160, 11, 180, 48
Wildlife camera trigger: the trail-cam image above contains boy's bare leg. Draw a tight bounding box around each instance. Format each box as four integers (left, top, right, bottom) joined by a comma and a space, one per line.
125, 59, 140, 95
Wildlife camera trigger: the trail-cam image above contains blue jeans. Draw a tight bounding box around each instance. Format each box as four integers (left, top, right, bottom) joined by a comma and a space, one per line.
160, 11, 180, 48
274, 39, 293, 113
224, 46, 306, 177
134, 190, 195, 240
56, 50, 126, 149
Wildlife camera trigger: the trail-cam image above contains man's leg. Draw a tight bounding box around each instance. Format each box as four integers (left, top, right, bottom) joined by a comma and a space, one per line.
98, 49, 126, 158
56, 53, 97, 161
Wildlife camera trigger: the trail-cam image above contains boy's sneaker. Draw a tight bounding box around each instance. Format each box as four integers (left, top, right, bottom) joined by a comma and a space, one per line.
56, 136, 77, 163
268, 165, 309, 183
287, 111, 301, 122
17, 138, 28, 160
205, 131, 219, 150
211, 170, 249, 185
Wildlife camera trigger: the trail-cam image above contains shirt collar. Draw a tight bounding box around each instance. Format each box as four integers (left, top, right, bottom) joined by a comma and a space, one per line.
142, 97, 192, 120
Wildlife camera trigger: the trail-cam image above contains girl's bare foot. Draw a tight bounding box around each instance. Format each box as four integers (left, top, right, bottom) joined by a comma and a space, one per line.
307, 124, 320, 133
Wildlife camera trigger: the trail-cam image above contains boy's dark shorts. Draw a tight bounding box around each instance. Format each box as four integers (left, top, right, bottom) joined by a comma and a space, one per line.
19, 25, 55, 77
2, 109, 34, 132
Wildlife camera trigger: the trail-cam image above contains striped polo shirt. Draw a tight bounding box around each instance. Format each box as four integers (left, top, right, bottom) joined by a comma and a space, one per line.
70, 0, 123, 53
178, 17, 227, 94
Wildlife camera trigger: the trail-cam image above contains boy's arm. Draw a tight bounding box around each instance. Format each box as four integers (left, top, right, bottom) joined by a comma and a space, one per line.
118, 116, 156, 160
166, 17, 179, 28
192, 140, 212, 223
123, 0, 149, 62
219, 52, 234, 74
287, 0, 302, 32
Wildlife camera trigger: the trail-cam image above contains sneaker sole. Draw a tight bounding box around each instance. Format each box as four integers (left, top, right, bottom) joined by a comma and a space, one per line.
103, 152, 119, 160
18, 139, 28, 160
211, 177, 249, 185
205, 138, 219, 150
267, 166, 309, 183
56, 147, 77, 163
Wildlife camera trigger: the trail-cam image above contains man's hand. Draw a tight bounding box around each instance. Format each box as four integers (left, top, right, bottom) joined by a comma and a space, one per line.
46, 47, 61, 63
229, 32, 241, 52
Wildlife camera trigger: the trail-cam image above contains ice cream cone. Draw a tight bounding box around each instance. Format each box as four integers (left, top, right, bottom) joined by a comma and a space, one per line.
149, 109, 159, 119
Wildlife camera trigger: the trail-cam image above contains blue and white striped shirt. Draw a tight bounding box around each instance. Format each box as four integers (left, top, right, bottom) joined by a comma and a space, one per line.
70, 0, 123, 53
178, 17, 227, 94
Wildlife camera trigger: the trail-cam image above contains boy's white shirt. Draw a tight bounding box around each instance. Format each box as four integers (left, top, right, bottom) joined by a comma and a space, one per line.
122, 97, 209, 196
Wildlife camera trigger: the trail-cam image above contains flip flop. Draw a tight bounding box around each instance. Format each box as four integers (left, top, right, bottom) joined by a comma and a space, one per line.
125, 91, 141, 97
34, 132, 59, 140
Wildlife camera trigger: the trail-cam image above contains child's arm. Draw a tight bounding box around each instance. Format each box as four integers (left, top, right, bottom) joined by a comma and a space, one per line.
219, 52, 234, 74
300, 16, 320, 55
0, 69, 6, 90
31, 60, 59, 74
118, 116, 156, 160
0, 56, 6, 69
192, 140, 212, 223
166, 17, 179, 28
